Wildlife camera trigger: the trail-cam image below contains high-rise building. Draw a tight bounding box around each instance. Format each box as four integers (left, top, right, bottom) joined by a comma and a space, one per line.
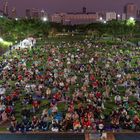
3, 0, 8, 16
40, 9, 45, 18
124, 3, 137, 19
137, 10, 140, 20
32, 8, 39, 19
98, 12, 106, 21
82, 7, 87, 14
40, 9, 49, 21
25, 9, 31, 19
11, 7, 17, 19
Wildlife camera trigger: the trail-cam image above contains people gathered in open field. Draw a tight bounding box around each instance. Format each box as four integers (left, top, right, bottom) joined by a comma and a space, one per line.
0, 39, 140, 133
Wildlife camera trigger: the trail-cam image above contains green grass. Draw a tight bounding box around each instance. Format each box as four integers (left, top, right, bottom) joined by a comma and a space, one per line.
0, 127, 8, 131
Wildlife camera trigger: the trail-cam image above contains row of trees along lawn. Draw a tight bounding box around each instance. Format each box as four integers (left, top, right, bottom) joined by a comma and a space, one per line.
0, 17, 140, 43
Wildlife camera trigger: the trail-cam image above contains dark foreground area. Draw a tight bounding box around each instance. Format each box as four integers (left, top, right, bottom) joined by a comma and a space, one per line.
0, 133, 85, 140
0, 132, 140, 140
115, 133, 140, 140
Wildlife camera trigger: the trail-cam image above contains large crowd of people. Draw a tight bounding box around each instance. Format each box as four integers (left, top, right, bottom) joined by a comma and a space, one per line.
0, 39, 140, 133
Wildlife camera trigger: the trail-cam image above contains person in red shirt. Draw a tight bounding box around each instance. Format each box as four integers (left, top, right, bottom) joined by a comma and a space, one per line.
96, 92, 102, 99
31, 116, 39, 130
18, 75, 23, 81
25, 71, 30, 77
73, 119, 81, 131
92, 80, 99, 88
6, 95, 12, 105
5, 106, 13, 117
11, 91, 19, 101
82, 117, 92, 130
133, 115, 140, 132
90, 74, 95, 81
32, 100, 40, 113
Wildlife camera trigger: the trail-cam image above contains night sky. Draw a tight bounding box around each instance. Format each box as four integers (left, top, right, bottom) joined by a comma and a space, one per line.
1, 0, 140, 16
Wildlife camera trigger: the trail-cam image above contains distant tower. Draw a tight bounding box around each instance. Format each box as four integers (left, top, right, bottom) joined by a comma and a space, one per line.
3, 0, 8, 16
12, 7, 17, 19
40, 9, 48, 20
40, 9, 45, 18
32, 8, 39, 19
83, 7, 86, 14
25, 9, 31, 19
124, 3, 137, 19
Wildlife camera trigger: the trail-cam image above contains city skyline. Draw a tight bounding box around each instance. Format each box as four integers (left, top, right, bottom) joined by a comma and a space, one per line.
1, 0, 140, 17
